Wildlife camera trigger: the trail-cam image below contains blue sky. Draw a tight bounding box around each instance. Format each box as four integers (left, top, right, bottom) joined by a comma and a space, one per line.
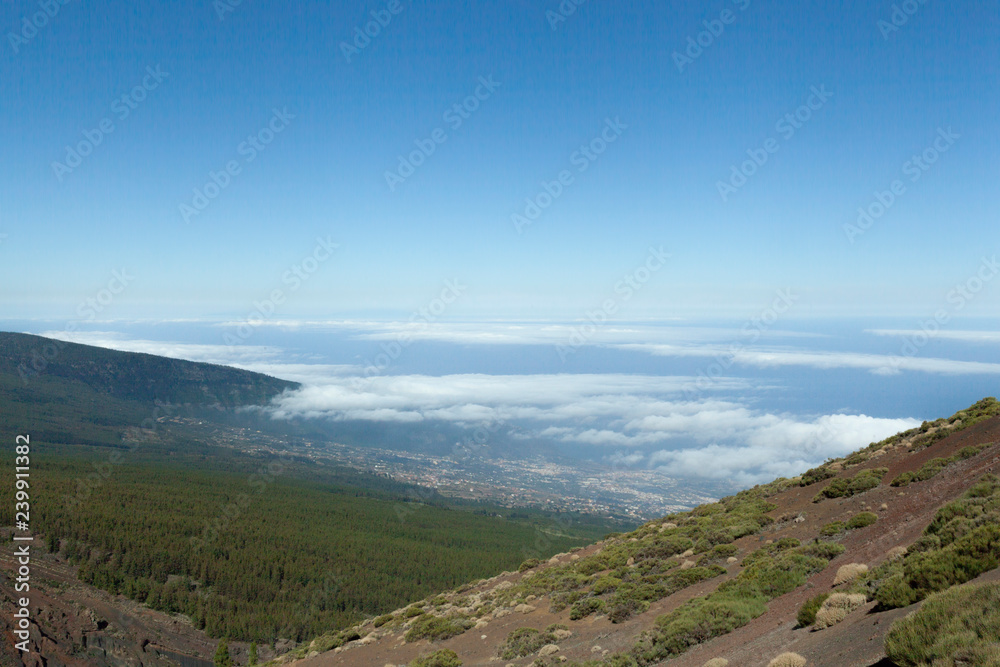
2, 0, 998, 321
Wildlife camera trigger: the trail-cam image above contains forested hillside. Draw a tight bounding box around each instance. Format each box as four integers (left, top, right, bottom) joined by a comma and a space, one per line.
0, 333, 630, 646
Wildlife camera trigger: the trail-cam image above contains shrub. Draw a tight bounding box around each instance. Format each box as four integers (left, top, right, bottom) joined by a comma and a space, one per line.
885, 582, 1000, 666
813, 606, 846, 629
569, 597, 604, 620
814, 594, 866, 628
519, 558, 541, 572
767, 653, 807, 667
373, 613, 395, 627
703, 660, 729, 667
404, 615, 473, 643
874, 573, 917, 609
813, 468, 888, 502
796, 592, 830, 628
886, 546, 908, 561
709, 544, 739, 560
796, 541, 845, 560
846, 512, 878, 529
819, 522, 844, 537
833, 563, 868, 586
607, 597, 648, 623
800, 466, 836, 486
410, 649, 463, 667
404, 605, 426, 618
498, 627, 555, 660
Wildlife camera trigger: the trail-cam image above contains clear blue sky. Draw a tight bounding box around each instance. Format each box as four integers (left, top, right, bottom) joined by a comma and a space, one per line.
2, 0, 997, 320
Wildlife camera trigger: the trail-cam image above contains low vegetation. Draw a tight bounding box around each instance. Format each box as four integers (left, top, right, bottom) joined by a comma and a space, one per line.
891, 444, 991, 487
813, 593, 866, 629
767, 654, 807, 667
404, 614, 474, 643
812, 468, 888, 502
873, 474, 1000, 610
885, 582, 1000, 666
796, 592, 831, 628
498, 625, 567, 660
410, 649, 463, 667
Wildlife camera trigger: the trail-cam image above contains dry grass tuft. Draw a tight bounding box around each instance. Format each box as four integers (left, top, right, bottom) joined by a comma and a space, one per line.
814, 593, 867, 628
702, 659, 730, 667
767, 653, 807, 667
833, 563, 868, 586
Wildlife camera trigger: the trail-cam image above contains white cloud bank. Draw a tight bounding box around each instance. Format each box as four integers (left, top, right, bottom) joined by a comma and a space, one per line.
267, 372, 919, 484
39, 328, 924, 484
616, 343, 1000, 376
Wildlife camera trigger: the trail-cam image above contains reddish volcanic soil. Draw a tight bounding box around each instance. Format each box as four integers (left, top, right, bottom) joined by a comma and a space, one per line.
290, 416, 1000, 667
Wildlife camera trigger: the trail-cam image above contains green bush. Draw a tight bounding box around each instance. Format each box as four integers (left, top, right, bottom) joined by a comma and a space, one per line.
569, 597, 604, 620
373, 613, 395, 627
892, 445, 988, 487
311, 629, 362, 653
820, 521, 844, 537
891, 471, 915, 487
709, 544, 739, 560
885, 582, 1000, 666
404, 605, 426, 618
795, 541, 846, 560
410, 648, 463, 667
799, 466, 836, 486
813, 468, 888, 502
607, 597, 648, 623
874, 573, 917, 609
797, 592, 831, 628
846, 512, 878, 529
404, 615, 473, 643
498, 627, 554, 659
519, 558, 541, 572
874, 476, 1000, 609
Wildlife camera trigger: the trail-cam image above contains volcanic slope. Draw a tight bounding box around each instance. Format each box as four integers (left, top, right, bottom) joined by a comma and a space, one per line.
274, 398, 1000, 667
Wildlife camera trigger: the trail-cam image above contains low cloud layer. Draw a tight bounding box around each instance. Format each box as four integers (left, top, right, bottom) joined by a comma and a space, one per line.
39, 327, 924, 484
268, 371, 919, 484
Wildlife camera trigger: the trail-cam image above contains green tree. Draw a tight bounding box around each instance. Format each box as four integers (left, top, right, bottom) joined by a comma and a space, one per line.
213, 638, 233, 667
249, 642, 258, 665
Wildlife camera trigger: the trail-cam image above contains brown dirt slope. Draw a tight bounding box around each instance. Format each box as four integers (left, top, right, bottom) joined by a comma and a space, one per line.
285, 414, 1000, 667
